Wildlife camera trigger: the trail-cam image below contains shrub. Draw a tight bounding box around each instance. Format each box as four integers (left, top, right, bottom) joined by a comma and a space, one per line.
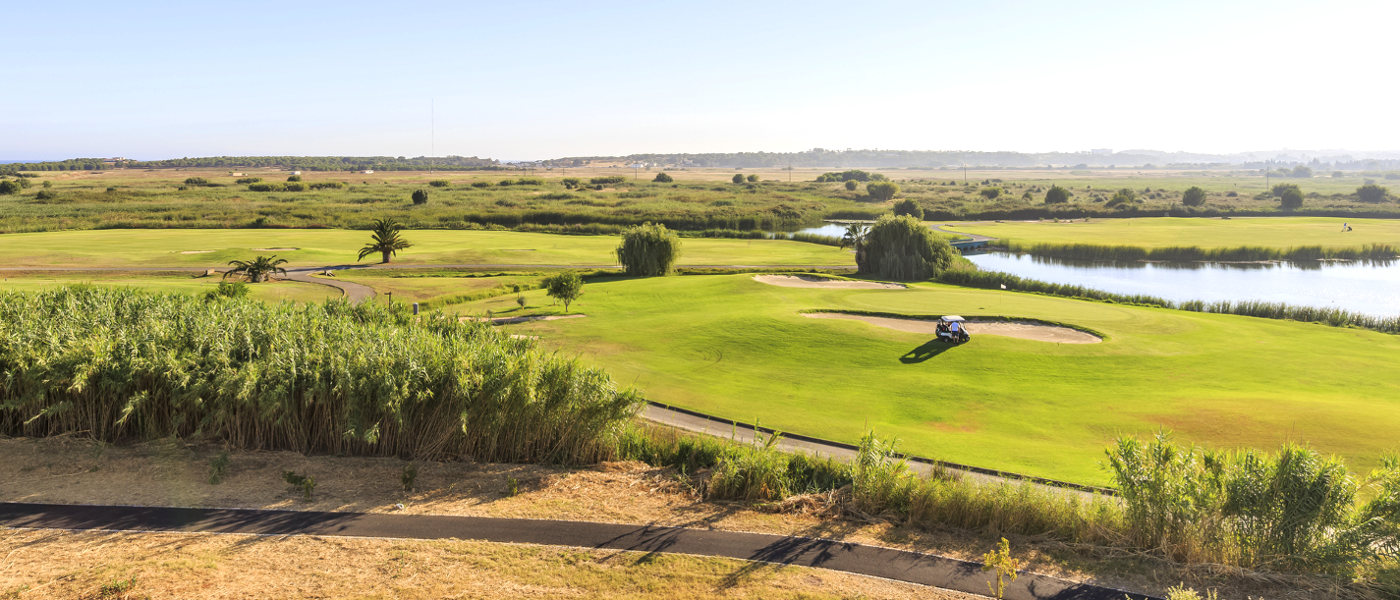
732, 174, 744, 184
428, 180, 450, 188
867, 181, 900, 202
561, 177, 581, 189
652, 172, 673, 183
892, 198, 923, 220
979, 187, 1002, 200
204, 281, 250, 300
248, 183, 281, 192
855, 214, 955, 280
1105, 188, 1137, 208
282, 182, 305, 192
589, 176, 625, 185
815, 169, 880, 182
844, 180, 858, 191
1357, 183, 1389, 203
412, 189, 429, 205
470, 181, 492, 188
1044, 185, 1070, 204
286, 174, 302, 182
308, 182, 344, 190
746, 174, 758, 183
183, 177, 209, 186
235, 177, 262, 184
542, 271, 583, 311
1182, 186, 1207, 207
34, 190, 58, 201
0, 180, 20, 195
616, 222, 682, 276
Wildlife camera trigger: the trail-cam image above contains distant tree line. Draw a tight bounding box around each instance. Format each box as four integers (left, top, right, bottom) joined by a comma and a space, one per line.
1, 156, 504, 174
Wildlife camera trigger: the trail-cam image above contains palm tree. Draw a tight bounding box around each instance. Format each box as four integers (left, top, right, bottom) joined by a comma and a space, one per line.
224, 255, 288, 283
839, 223, 869, 250
358, 218, 413, 264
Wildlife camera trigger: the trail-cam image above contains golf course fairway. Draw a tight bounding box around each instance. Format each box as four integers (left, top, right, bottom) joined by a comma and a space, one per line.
467, 273, 1400, 485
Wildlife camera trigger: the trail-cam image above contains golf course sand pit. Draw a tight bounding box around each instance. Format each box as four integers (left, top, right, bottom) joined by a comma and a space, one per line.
463, 314, 586, 325
754, 274, 905, 290
802, 312, 1102, 344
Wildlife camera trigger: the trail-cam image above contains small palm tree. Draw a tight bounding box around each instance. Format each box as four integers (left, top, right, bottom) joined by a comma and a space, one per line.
224, 255, 288, 283
839, 223, 869, 250
358, 218, 413, 264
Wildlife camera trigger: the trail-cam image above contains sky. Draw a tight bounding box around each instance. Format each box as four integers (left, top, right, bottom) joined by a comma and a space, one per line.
4, 0, 1398, 161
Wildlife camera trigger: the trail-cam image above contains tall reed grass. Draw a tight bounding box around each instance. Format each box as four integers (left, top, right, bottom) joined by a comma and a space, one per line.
0, 287, 639, 463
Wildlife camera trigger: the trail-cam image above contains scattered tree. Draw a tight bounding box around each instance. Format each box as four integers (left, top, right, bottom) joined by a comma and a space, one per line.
867, 181, 900, 202
892, 198, 924, 220
358, 218, 413, 263
411, 189, 429, 205
223, 255, 288, 283
1182, 186, 1207, 207
732, 173, 744, 184
844, 180, 858, 191
543, 271, 583, 312
1271, 183, 1301, 197
854, 214, 955, 281
1290, 165, 1313, 178
1044, 185, 1070, 204
1357, 184, 1390, 203
1279, 186, 1304, 210
0, 180, 20, 195
745, 174, 759, 182
428, 180, 450, 187
652, 172, 673, 183
287, 174, 302, 182
1106, 188, 1137, 208
616, 222, 682, 276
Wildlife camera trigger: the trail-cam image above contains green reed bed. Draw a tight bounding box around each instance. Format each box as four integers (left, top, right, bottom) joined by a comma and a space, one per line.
0, 287, 639, 463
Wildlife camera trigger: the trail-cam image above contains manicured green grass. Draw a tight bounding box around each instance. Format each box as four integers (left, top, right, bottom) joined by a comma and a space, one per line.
460, 274, 1400, 485
334, 272, 542, 305
0, 272, 338, 302
0, 229, 853, 268
948, 216, 1400, 250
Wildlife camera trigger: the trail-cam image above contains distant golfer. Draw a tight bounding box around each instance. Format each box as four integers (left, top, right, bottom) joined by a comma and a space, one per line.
1343, 222, 1351, 232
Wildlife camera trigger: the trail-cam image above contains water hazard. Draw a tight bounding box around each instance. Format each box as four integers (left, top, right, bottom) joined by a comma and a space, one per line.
965, 252, 1400, 318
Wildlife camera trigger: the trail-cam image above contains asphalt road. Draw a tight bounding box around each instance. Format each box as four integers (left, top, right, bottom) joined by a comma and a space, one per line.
0, 502, 1157, 600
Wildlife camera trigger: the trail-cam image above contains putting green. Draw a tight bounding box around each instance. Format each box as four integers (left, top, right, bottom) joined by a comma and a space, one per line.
0, 229, 851, 268
947, 216, 1400, 249
463, 274, 1400, 485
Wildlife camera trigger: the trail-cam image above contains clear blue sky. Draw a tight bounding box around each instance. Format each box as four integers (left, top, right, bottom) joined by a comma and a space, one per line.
4, 0, 1396, 160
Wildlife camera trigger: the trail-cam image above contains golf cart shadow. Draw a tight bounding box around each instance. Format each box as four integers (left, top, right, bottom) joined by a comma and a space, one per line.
900, 339, 958, 364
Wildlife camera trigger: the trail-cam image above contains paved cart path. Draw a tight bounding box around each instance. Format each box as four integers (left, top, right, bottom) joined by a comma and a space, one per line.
0, 502, 1156, 600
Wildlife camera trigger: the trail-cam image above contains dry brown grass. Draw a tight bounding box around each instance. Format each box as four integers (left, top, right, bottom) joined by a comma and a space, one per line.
0, 529, 954, 600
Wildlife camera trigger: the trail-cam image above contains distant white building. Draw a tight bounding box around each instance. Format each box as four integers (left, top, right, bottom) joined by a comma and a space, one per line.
361, 170, 374, 174
291, 170, 302, 175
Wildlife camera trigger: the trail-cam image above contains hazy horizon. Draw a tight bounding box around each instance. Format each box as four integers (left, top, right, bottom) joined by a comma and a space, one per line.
6, 0, 1398, 161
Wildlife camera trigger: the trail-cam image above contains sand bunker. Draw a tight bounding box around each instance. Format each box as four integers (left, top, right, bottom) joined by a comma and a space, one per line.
462, 314, 586, 325
253, 247, 299, 251
754, 275, 905, 290
802, 312, 1101, 344
179, 250, 214, 254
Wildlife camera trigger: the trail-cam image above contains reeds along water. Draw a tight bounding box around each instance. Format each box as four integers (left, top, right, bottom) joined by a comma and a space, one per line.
1002, 240, 1400, 263
0, 287, 640, 464
937, 268, 1400, 334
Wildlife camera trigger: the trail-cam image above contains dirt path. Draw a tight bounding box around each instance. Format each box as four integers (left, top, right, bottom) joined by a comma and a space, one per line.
753, 274, 905, 290
462, 314, 586, 325
0, 502, 1151, 600
282, 267, 377, 303
802, 313, 1101, 344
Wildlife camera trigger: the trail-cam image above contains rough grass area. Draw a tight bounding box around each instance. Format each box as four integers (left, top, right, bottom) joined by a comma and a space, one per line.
0, 229, 852, 268
949, 216, 1400, 250
459, 273, 1400, 485
0, 530, 953, 600
0, 271, 338, 303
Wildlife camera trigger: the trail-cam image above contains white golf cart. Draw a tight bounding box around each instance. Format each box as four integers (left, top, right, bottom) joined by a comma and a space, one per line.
934, 315, 970, 344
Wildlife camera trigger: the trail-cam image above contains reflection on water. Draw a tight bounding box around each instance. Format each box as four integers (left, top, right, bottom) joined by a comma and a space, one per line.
966, 252, 1400, 318
792, 223, 858, 238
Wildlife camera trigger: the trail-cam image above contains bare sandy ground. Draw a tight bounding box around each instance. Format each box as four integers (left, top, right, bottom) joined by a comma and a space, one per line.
802, 312, 1102, 344
754, 275, 905, 290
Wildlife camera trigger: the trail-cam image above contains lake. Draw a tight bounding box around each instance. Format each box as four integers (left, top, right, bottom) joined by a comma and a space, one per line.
964, 252, 1400, 318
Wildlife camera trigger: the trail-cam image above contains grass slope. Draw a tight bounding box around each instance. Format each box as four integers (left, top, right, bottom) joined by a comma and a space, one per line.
948, 216, 1400, 250
0, 229, 851, 268
464, 274, 1400, 485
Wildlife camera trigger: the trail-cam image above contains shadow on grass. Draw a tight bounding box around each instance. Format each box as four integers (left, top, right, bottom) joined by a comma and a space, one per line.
900, 339, 956, 364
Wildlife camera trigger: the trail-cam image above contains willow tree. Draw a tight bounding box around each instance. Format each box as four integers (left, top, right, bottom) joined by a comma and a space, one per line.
616, 222, 681, 276
854, 215, 955, 281
359, 218, 413, 264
